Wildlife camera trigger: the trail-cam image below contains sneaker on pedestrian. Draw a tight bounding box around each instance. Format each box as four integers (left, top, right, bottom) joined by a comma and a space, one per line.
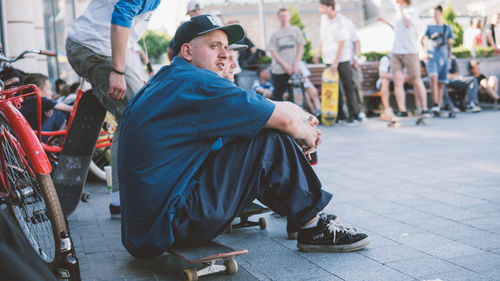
431, 105, 440, 113
345, 117, 360, 126
297, 214, 370, 252
380, 108, 395, 120
358, 112, 367, 123
421, 110, 431, 118
395, 111, 408, 118
442, 104, 460, 113
287, 213, 338, 240
465, 102, 481, 113
109, 204, 121, 219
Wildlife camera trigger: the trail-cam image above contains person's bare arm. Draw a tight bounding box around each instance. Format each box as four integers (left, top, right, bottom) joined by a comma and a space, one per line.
313, 43, 322, 64
265, 101, 321, 154
377, 17, 393, 29
399, 6, 412, 28
485, 29, 499, 51
108, 24, 130, 100
270, 50, 292, 75
53, 103, 73, 113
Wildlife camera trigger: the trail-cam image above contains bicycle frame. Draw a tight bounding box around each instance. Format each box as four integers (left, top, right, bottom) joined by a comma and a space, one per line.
0, 85, 52, 177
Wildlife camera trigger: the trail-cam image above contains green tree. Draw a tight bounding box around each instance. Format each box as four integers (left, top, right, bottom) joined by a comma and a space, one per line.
289, 5, 314, 63
443, 1, 463, 48
139, 30, 171, 63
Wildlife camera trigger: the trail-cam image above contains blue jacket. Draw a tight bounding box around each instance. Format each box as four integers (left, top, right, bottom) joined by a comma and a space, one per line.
118, 57, 275, 258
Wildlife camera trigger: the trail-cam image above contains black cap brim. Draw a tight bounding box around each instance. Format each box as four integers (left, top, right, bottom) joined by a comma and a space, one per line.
198, 24, 245, 46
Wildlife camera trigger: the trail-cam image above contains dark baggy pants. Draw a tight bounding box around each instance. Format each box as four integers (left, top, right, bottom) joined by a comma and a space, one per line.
338, 61, 360, 119
271, 73, 291, 101
171, 129, 332, 248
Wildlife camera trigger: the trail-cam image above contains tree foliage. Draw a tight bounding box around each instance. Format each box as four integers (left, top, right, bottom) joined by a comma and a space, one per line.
443, 1, 463, 48
139, 30, 171, 63
289, 5, 313, 63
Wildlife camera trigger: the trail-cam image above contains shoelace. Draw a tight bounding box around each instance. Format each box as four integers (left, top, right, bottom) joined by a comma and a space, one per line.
326, 220, 357, 242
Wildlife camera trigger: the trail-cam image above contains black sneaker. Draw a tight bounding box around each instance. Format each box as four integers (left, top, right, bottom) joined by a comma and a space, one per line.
297, 215, 370, 252
109, 204, 121, 219
395, 111, 408, 117
287, 213, 338, 240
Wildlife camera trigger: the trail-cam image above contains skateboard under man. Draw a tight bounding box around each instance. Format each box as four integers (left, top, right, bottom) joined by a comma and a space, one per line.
169, 241, 248, 281
320, 68, 339, 126
433, 109, 456, 118
53, 90, 107, 216
226, 201, 270, 233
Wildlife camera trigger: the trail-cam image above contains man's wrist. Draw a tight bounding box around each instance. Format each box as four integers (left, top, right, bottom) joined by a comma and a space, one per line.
111, 67, 125, 75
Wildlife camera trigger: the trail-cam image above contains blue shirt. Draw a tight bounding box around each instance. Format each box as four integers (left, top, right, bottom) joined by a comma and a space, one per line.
111, 0, 161, 28
251, 79, 274, 94
118, 57, 275, 258
425, 24, 454, 56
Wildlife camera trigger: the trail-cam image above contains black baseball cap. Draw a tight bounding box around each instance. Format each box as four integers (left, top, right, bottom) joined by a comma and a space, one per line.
172, 14, 245, 56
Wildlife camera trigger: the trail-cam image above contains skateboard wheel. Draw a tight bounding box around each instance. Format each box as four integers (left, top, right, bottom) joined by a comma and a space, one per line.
224, 258, 238, 275
80, 192, 90, 202
258, 218, 267, 230
183, 268, 198, 281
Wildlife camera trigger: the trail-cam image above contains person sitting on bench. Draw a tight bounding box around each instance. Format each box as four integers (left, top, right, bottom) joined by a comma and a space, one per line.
118, 15, 370, 258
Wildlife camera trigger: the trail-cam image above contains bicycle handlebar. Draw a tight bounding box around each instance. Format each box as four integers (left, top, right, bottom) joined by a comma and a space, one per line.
0, 49, 57, 64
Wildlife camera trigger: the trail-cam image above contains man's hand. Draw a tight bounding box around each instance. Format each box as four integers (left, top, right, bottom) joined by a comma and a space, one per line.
352, 58, 360, 70
293, 63, 301, 74
329, 63, 338, 74
108, 71, 127, 100
313, 54, 320, 64
283, 64, 293, 75
295, 114, 321, 154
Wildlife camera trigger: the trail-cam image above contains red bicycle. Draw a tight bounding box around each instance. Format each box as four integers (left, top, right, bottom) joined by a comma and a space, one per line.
0, 46, 80, 279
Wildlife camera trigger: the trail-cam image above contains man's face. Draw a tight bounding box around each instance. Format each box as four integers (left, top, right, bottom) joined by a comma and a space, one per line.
187, 30, 229, 76
278, 11, 289, 25
188, 8, 203, 18
222, 50, 238, 82
40, 80, 53, 98
260, 69, 270, 81
432, 9, 442, 23
319, 4, 330, 14
495, 14, 500, 25
470, 64, 481, 76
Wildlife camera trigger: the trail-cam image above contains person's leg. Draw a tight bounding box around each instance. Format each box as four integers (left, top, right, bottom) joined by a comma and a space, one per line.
390, 54, 407, 113
380, 78, 391, 110
66, 38, 143, 216
337, 62, 359, 119
351, 65, 365, 114
429, 74, 438, 106
488, 75, 499, 100
171, 129, 332, 247
464, 77, 479, 104
271, 73, 289, 101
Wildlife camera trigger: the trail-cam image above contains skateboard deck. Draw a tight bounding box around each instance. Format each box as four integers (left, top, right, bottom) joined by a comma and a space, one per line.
321, 68, 339, 126
386, 115, 428, 128
53, 90, 106, 216
169, 241, 248, 281
226, 201, 270, 233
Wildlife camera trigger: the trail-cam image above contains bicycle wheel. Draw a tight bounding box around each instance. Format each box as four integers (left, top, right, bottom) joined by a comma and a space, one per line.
0, 115, 67, 267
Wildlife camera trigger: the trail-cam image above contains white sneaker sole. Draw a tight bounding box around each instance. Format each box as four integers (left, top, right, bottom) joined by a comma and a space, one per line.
297, 236, 370, 252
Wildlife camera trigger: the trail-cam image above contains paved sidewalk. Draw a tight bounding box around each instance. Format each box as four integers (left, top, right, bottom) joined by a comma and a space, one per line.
69, 111, 500, 281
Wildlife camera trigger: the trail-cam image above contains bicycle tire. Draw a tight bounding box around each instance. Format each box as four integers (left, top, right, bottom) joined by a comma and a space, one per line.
0, 115, 67, 267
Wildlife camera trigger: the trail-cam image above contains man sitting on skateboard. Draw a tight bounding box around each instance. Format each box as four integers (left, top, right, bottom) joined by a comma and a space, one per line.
118, 15, 370, 258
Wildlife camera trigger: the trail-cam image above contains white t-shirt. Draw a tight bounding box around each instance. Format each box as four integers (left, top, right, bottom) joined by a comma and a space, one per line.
320, 13, 351, 64
68, 0, 153, 57
391, 5, 419, 54
339, 13, 359, 59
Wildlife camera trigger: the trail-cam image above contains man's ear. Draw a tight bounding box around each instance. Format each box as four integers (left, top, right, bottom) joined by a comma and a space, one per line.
180, 43, 193, 62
